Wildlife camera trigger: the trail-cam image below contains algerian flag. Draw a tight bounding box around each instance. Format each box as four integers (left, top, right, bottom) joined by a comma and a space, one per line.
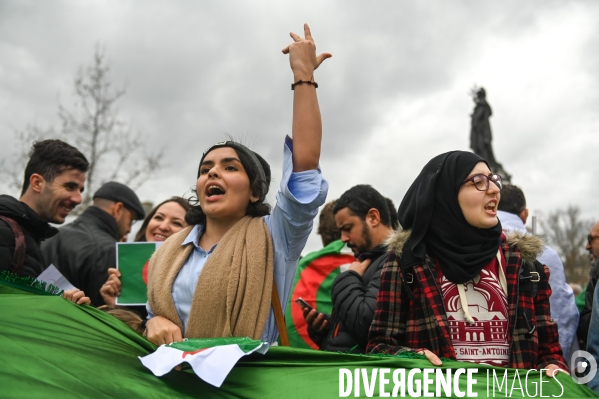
139, 337, 269, 387
1, 279, 594, 398
116, 242, 161, 305
286, 240, 354, 348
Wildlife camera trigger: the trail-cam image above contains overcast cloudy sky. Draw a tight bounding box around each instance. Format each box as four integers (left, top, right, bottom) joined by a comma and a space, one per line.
1, 1, 597, 253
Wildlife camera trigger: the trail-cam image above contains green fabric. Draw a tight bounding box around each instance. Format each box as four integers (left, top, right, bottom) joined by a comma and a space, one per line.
169, 337, 264, 354
0, 270, 64, 296
116, 242, 157, 305
285, 240, 353, 349
315, 264, 341, 314
0, 283, 597, 398
577, 285, 587, 313
297, 240, 348, 273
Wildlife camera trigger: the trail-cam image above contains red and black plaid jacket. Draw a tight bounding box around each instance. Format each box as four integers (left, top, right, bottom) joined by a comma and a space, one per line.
367, 230, 568, 371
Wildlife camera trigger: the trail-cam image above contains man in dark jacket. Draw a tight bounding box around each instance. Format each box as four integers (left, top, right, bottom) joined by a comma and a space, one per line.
304, 185, 394, 353
42, 182, 145, 306
0, 139, 88, 280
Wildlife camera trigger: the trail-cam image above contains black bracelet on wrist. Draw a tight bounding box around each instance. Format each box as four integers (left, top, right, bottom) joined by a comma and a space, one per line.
291, 78, 318, 90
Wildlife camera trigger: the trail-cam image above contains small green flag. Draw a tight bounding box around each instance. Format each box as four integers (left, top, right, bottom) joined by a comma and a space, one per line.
116, 242, 160, 305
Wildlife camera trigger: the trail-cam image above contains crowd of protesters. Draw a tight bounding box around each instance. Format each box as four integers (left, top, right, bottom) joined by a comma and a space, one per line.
3, 23, 599, 392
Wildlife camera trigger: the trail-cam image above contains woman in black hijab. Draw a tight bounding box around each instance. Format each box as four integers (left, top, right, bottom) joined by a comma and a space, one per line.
367, 151, 567, 377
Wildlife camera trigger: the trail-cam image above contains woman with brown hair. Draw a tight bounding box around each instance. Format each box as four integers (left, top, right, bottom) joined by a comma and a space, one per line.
100, 197, 191, 307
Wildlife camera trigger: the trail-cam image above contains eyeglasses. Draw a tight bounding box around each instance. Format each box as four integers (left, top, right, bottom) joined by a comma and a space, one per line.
461, 173, 503, 191
589, 235, 599, 245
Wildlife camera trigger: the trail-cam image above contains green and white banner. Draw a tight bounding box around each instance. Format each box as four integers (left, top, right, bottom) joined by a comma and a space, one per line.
116, 242, 160, 305
140, 337, 269, 387
0, 275, 596, 398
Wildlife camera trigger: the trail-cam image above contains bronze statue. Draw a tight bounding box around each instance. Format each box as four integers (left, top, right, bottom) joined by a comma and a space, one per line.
470, 87, 511, 182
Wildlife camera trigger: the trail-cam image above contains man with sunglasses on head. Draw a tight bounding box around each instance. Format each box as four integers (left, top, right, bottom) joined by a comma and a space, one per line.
577, 220, 599, 350
497, 185, 578, 366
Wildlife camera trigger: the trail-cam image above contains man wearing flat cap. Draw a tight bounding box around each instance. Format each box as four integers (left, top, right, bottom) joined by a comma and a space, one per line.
42, 181, 145, 306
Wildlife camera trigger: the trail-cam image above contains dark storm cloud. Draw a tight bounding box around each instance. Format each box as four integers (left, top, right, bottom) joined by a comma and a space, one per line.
1, 0, 598, 252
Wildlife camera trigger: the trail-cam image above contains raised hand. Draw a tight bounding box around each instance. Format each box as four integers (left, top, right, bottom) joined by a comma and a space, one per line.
282, 24, 331, 80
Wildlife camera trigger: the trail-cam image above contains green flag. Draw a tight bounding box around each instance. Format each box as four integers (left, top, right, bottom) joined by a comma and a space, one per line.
116, 242, 159, 305
286, 240, 355, 349
141, 337, 269, 387
0, 277, 596, 398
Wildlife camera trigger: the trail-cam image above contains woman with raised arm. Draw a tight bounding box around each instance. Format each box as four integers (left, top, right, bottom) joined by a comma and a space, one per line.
367, 151, 568, 377
144, 24, 330, 345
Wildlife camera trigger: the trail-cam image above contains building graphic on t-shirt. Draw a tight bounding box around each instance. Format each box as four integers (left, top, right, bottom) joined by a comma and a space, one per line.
447, 303, 507, 343
440, 267, 510, 365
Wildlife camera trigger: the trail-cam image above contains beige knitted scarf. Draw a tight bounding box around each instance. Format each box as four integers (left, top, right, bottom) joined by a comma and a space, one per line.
146, 216, 274, 339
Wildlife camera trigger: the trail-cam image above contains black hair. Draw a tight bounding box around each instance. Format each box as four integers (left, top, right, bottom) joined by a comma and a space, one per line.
186, 145, 272, 225
317, 200, 340, 246
134, 196, 192, 242
497, 184, 526, 215
21, 139, 89, 196
333, 184, 392, 227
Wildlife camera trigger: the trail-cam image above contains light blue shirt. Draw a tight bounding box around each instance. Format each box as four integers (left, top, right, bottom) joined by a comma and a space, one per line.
497, 210, 579, 364
147, 137, 328, 343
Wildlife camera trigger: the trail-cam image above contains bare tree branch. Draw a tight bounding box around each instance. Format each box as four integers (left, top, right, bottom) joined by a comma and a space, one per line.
539, 205, 594, 286
1, 44, 164, 212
